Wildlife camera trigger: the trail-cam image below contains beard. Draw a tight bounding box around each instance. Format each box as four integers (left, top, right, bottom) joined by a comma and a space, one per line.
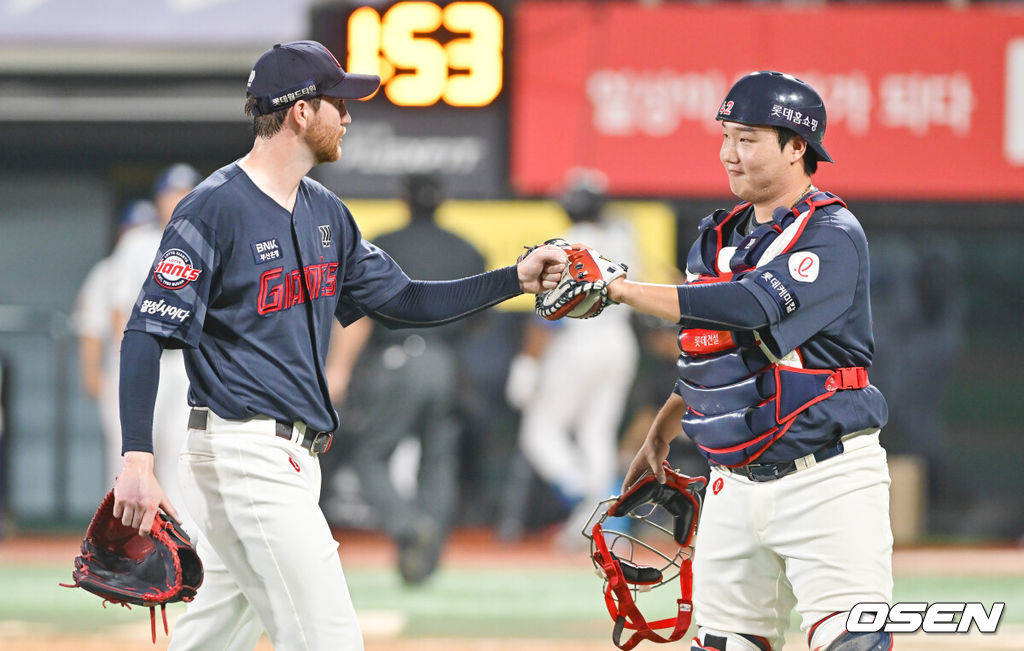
305, 115, 342, 164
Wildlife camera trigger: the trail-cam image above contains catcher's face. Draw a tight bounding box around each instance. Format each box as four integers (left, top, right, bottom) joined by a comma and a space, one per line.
306, 97, 349, 164
719, 121, 801, 208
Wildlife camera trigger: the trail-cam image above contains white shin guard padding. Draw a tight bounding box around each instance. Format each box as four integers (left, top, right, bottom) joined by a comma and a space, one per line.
691, 627, 771, 651
809, 612, 849, 649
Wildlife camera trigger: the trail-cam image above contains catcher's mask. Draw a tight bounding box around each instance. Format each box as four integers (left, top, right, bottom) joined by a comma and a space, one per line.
584, 464, 706, 650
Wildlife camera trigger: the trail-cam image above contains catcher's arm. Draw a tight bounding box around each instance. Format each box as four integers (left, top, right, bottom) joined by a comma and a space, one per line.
620, 392, 688, 491
606, 279, 681, 324
608, 278, 770, 329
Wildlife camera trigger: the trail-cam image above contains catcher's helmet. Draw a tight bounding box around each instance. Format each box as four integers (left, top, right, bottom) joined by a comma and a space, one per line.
584, 464, 707, 650
716, 71, 833, 164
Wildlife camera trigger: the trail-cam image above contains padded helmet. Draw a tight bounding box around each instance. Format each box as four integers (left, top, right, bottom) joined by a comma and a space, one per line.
716, 71, 833, 163
583, 464, 707, 650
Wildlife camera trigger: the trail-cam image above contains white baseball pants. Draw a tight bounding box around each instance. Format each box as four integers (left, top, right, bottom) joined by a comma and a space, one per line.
692, 430, 893, 650
170, 412, 362, 651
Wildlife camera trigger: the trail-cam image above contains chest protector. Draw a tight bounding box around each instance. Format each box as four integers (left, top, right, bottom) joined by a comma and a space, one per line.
677, 191, 869, 467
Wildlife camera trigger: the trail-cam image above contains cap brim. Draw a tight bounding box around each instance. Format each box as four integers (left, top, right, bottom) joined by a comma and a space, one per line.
322, 73, 381, 100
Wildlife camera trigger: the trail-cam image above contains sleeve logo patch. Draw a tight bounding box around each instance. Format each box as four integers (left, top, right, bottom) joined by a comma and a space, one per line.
754, 270, 800, 316
139, 295, 192, 324
251, 238, 282, 265
153, 248, 202, 289
788, 251, 820, 283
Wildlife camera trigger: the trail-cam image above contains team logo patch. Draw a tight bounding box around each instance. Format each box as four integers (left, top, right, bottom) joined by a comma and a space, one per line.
153, 248, 202, 290
788, 251, 820, 283
318, 225, 332, 247
251, 238, 282, 265
139, 294, 192, 325
712, 477, 724, 495
753, 270, 800, 316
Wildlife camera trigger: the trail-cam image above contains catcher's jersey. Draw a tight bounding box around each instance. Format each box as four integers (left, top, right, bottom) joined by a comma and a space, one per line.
683, 199, 888, 462
124, 162, 409, 432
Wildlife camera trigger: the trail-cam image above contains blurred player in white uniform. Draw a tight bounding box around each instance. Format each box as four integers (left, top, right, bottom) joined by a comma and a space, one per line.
507, 169, 640, 545
107, 164, 201, 533
73, 200, 159, 480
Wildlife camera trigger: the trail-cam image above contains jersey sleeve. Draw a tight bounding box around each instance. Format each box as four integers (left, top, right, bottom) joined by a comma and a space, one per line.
334, 206, 411, 326
123, 213, 219, 349
736, 220, 861, 357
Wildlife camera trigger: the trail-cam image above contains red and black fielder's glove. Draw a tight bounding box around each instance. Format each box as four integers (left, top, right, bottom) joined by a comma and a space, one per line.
61, 489, 204, 643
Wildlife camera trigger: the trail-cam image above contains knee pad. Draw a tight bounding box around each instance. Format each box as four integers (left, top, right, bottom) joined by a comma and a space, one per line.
809, 613, 893, 651
691, 627, 772, 651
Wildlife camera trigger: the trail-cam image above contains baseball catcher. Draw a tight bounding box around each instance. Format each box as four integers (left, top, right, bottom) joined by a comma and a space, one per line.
530, 238, 628, 319
584, 464, 707, 650
61, 489, 203, 642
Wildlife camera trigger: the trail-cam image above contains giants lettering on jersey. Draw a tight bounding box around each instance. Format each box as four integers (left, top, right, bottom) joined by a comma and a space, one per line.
154, 248, 202, 290
257, 261, 338, 315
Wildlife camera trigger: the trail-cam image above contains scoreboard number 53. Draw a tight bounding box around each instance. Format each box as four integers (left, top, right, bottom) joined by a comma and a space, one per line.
347, 1, 504, 107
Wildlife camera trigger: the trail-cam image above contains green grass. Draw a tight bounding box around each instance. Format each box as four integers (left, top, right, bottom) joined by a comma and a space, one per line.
3, 563, 1020, 639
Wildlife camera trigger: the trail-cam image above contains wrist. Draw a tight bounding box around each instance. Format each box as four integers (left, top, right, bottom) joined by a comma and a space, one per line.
607, 278, 628, 304
122, 450, 155, 469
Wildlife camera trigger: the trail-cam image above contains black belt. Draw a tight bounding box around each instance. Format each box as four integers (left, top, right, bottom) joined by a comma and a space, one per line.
719, 439, 845, 482
188, 408, 333, 456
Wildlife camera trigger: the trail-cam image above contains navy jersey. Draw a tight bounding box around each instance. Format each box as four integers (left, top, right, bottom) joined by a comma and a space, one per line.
125, 162, 409, 433
681, 199, 888, 463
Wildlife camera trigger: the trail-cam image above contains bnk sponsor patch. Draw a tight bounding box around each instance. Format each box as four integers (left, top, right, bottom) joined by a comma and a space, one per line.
753, 270, 800, 317
139, 295, 193, 325
153, 248, 201, 289
251, 238, 282, 265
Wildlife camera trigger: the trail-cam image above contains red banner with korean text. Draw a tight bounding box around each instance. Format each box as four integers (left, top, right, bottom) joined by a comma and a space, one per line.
511, 3, 1024, 200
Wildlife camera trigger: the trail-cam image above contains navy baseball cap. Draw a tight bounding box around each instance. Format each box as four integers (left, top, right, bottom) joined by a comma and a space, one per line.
153, 163, 202, 197
247, 40, 381, 115
118, 199, 158, 232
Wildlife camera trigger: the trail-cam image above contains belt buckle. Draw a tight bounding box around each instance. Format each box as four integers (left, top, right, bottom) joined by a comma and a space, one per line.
308, 431, 332, 456
743, 461, 794, 482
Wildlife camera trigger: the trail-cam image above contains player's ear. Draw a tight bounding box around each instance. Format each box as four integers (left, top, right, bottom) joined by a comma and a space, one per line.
788, 135, 808, 164
289, 101, 312, 129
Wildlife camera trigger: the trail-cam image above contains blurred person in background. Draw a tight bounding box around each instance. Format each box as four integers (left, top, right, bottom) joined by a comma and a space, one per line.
106, 163, 202, 534
504, 169, 640, 548
72, 199, 159, 481
324, 172, 487, 584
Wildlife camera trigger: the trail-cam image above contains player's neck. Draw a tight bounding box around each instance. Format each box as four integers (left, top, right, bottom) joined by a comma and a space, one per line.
751, 177, 814, 223
239, 138, 315, 213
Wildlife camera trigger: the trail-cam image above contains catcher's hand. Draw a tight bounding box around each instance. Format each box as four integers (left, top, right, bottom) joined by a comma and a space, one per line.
61, 489, 204, 643
533, 240, 628, 320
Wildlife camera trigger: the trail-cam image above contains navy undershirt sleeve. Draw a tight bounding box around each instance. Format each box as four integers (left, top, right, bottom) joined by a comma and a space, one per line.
119, 329, 163, 454
368, 266, 521, 328
677, 282, 770, 330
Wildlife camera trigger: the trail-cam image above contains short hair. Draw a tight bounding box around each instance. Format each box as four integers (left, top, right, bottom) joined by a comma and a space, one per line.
244, 94, 322, 139
776, 127, 818, 176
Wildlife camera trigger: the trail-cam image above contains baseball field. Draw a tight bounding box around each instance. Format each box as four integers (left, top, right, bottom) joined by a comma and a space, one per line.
1, 528, 1021, 650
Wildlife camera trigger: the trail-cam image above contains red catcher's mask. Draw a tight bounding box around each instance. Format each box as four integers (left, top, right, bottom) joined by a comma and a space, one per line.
583, 464, 707, 650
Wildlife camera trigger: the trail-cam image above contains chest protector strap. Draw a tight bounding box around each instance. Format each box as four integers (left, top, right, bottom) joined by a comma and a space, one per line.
675, 191, 866, 467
